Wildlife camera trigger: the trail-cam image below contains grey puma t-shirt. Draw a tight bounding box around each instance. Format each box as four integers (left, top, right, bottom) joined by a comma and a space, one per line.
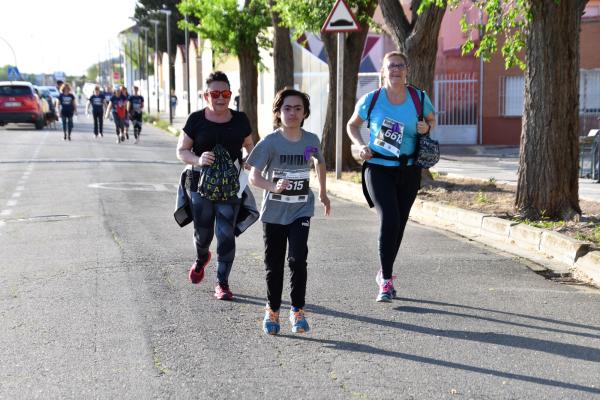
246, 129, 324, 225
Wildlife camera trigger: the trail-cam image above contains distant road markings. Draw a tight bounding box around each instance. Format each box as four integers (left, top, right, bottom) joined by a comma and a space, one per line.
6, 200, 17, 207
11, 192, 21, 198
16, 186, 24, 191
1, 209, 12, 216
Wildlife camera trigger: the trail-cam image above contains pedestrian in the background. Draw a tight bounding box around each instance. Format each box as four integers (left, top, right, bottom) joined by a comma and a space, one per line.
105, 86, 127, 143
87, 85, 105, 138
103, 85, 114, 120
170, 89, 178, 116
247, 88, 330, 335
128, 86, 144, 144
233, 90, 240, 111
76, 86, 82, 103
121, 87, 131, 140
346, 51, 436, 302
55, 80, 64, 95
58, 83, 77, 141
175, 71, 254, 300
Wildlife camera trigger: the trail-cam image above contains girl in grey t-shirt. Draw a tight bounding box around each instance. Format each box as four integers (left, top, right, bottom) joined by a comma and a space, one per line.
247, 88, 330, 335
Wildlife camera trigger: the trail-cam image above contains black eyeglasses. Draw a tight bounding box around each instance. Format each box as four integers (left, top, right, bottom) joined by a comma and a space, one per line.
386, 63, 407, 70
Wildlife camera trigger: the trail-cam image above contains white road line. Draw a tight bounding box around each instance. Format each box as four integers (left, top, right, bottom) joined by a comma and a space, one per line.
1, 209, 12, 216
7, 200, 17, 207
11, 192, 21, 198
15, 186, 24, 191
17, 180, 25, 185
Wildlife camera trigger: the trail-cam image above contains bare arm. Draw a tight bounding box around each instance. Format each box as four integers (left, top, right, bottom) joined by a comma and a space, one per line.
248, 166, 288, 193
417, 112, 436, 135
346, 111, 373, 160
314, 158, 331, 216
176, 131, 215, 166
104, 102, 112, 119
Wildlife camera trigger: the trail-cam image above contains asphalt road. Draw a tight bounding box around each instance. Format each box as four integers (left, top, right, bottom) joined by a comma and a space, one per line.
1, 116, 599, 399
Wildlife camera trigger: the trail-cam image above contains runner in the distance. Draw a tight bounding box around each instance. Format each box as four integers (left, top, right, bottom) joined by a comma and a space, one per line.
247, 88, 330, 335
128, 86, 144, 144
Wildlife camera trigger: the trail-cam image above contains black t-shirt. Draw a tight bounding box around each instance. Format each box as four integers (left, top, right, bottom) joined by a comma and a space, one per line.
58, 93, 75, 115
128, 95, 144, 113
182, 109, 252, 162
88, 94, 104, 111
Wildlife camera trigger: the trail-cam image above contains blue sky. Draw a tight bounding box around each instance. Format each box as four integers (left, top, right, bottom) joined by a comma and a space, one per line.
0, 0, 138, 75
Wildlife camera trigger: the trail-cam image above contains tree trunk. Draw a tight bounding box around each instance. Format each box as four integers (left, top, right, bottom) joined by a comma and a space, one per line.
516, 0, 587, 220
270, 0, 294, 94
238, 48, 260, 144
405, 6, 445, 95
320, 0, 378, 171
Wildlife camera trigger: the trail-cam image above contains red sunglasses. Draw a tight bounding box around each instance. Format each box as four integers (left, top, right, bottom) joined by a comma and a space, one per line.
206, 90, 232, 99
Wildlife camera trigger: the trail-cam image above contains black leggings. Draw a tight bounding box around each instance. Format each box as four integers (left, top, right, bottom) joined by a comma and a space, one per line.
92, 109, 103, 135
61, 113, 73, 134
364, 164, 421, 280
263, 217, 310, 311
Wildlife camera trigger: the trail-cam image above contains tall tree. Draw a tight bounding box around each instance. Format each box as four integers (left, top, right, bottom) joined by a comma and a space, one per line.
179, 0, 271, 143
275, 0, 379, 170
379, 0, 446, 95
134, 0, 190, 54
270, 0, 294, 94
422, 0, 588, 220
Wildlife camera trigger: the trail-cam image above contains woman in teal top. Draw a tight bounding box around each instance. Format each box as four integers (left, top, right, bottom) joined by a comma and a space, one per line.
346, 51, 436, 302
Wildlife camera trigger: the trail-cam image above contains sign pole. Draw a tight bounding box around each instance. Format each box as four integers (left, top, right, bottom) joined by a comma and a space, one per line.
335, 32, 344, 180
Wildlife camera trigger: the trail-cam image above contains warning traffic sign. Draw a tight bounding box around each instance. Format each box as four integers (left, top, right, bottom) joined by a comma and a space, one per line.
321, 0, 361, 33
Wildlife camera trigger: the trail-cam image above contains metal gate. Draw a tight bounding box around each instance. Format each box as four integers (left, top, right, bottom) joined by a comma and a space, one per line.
433, 73, 478, 144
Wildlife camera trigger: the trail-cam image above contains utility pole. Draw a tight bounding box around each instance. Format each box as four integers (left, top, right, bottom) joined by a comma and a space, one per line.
160, 8, 173, 124
149, 19, 160, 114
184, 13, 191, 114
140, 26, 150, 114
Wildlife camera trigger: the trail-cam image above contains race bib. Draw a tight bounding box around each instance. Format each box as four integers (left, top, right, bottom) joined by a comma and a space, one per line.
373, 118, 404, 157
268, 169, 309, 203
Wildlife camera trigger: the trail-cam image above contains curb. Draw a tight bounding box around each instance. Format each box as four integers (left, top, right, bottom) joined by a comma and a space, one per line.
321, 176, 600, 287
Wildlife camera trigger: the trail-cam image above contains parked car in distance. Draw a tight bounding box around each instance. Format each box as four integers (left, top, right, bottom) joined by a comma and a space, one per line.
38, 85, 60, 99
0, 81, 45, 129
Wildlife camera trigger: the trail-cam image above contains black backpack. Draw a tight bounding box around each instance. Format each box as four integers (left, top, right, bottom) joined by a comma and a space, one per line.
198, 144, 240, 201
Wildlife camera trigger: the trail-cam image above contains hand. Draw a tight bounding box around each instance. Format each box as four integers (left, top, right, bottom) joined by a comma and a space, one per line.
271, 179, 289, 194
417, 120, 431, 135
199, 151, 215, 166
320, 193, 331, 216
359, 145, 373, 160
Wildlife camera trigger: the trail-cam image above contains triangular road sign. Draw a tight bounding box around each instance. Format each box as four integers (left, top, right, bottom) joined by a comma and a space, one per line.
7, 66, 20, 81
321, 0, 361, 33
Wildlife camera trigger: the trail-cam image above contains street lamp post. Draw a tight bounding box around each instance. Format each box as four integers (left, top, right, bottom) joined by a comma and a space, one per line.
0, 36, 18, 67
140, 26, 150, 114
184, 13, 191, 114
160, 8, 173, 125
149, 19, 160, 114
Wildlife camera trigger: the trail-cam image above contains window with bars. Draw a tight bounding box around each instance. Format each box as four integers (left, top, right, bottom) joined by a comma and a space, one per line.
498, 75, 524, 117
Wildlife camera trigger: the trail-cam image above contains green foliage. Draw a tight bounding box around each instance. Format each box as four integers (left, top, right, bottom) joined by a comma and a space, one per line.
274, 0, 375, 37
419, 0, 529, 70
575, 225, 600, 245
178, 0, 271, 62
475, 191, 489, 204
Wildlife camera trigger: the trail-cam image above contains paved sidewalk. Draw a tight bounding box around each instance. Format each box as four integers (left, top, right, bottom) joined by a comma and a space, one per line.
436, 145, 600, 202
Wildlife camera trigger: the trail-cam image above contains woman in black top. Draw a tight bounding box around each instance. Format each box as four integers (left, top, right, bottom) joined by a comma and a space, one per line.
176, 71, 254, 300
58, 83, 77, 141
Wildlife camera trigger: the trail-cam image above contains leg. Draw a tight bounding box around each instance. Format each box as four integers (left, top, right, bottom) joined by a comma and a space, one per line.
390, 167, 422, 263
214, 202, 239, 284
287, 217, 310, 309
190, 193, 216, 267
364, 165, 402, 280
98, 111, 103, 135
263, 222, 288, 312
61, 114, 67, 138
93, 112, 99, 135
67, 116, 73, 138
